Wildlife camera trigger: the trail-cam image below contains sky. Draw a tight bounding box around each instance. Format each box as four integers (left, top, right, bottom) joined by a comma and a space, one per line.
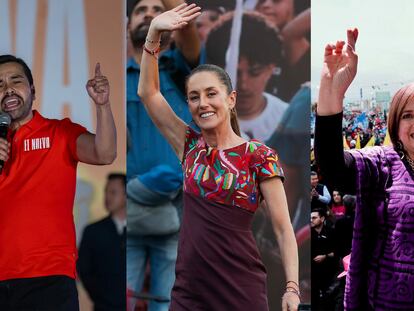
311, 0, 414, 103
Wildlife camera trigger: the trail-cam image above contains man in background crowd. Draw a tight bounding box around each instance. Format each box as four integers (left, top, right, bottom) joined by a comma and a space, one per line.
311, 208, 337, 311
126, 0, 202, 310
311, 171, 331, 211
78, 173, 126, 311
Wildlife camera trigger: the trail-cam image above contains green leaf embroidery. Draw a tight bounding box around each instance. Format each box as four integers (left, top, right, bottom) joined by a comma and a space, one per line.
228, 152, 240, 157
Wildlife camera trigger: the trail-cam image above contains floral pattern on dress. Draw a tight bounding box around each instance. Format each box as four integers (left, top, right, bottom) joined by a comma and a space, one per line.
182, 127, 284, 212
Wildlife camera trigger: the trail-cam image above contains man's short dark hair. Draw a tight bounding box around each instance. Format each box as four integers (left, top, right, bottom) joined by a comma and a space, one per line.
310, 171, 318, 177
0, 54, 34, 92
311, 208, 326, 218
205, 11, 283, 68
127, 0, 140, 20
108, 173, 126, 189
127, 0, 140, 21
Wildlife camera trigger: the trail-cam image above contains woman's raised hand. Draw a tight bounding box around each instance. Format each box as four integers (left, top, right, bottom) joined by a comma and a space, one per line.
149, 3, 201, 34
318, 28, 358, 115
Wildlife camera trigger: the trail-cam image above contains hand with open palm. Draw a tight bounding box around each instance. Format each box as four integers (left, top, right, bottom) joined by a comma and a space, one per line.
318, 28, 359, 115
146, 3, 201, 45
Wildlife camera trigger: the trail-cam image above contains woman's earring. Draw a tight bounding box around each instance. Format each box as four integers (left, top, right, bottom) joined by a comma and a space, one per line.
396, 140, 405, 159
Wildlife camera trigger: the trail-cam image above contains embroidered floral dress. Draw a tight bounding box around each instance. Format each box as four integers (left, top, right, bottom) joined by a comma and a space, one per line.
170, 127, 284, 311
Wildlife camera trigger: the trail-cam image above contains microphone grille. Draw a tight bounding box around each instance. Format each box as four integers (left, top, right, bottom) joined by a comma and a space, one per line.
0, 113, 11, 126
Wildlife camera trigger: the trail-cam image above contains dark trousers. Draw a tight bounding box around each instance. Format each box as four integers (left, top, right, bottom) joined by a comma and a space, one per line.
0, 275, 79, 311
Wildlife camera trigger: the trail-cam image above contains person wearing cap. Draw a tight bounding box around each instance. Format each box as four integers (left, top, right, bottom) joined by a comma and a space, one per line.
0, 54, 116, 310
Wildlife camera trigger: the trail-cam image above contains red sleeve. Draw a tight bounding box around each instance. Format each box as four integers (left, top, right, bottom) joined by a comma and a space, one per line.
59, 118, 88, 162
182, 126, 201, 163
251, 140, 285, 183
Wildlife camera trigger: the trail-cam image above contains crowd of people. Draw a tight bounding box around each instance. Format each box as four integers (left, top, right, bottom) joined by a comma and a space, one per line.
310, 171, 356, 311
4, 1, 414, 311
125, 0, 309, 310
2, 0, 311, 310
312, 104, 389, 151
342, 109, 388, 148
314, 27, 414, 311
311, 104, 394, 310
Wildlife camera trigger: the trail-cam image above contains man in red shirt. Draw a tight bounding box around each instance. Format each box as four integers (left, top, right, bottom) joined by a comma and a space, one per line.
0, 54, 117, 310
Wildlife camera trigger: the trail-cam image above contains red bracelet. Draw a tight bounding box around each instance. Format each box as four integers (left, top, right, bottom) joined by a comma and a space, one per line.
143, 45, 160, 59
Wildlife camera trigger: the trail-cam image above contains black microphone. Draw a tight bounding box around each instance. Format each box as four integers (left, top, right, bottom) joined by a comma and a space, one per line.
0, 113, 11, 173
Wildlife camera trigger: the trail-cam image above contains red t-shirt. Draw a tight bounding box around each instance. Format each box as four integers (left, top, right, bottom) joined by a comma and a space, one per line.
0, 110, 87, 281
331, 205, 346, 217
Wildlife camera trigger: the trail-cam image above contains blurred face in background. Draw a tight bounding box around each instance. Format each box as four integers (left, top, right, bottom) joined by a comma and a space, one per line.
310, 175, 319, 188
333, 191, 342, 204
128, 0, 165, 48
236, 57, 274, 118
196, 10, 221, 44
105, 178, 126, 215
255, 0, 294, 29
310, 211, 324, 229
